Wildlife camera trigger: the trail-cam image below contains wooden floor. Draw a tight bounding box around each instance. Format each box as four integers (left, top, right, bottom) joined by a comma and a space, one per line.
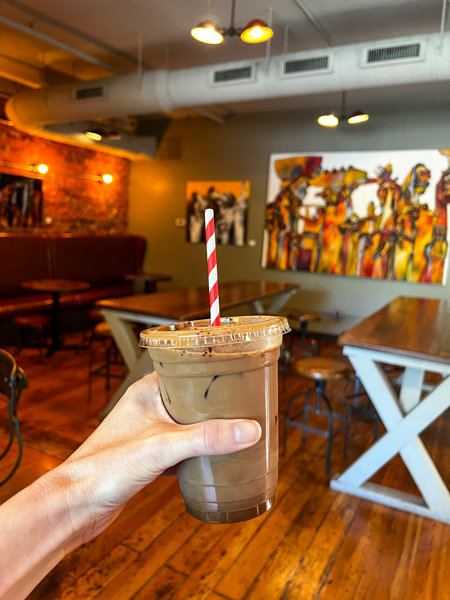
0, 333, 449, 600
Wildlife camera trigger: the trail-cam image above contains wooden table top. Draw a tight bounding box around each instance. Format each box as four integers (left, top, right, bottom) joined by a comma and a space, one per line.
22, 279, 91, 293
123, 271, 172, 283
338, 296, 450, 365
97, 280, 299, 322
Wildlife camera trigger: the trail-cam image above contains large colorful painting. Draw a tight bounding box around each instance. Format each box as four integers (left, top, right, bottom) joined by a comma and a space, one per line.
186, 180, 250, 245
0, 173, 43, 229
262, 150, 450, 285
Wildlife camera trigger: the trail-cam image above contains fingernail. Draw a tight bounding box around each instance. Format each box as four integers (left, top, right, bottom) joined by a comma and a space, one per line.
234, 421, 261, 444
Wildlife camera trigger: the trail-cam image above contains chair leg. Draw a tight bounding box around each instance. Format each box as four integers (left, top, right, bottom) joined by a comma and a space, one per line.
320, 391, 335, 475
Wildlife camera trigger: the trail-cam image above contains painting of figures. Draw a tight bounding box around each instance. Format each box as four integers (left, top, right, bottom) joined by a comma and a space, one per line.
0, 173, 43, 229
186, 181, 250, 246
262, 150, 450, 285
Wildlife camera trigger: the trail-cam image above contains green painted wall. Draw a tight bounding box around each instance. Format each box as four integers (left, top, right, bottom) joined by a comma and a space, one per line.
128, 102, 450, 333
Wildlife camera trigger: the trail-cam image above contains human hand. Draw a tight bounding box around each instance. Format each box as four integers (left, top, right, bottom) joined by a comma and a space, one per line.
52, 371, 262, 546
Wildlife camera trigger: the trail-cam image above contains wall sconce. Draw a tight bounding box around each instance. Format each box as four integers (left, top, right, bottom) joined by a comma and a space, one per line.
318, 92, 369, 127
0, 160, 49, 175
34, 163, 49, 174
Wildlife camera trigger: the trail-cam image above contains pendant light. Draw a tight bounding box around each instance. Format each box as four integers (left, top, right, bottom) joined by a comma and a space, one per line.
191, 0, 273, 45
318, 92, 369, 127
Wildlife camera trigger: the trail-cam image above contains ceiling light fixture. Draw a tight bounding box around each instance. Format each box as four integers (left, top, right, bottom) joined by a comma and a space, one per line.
191, 0, 273, 45
318, 92, 369, 127
84, 127, 122, 142
84, 129, 103, 141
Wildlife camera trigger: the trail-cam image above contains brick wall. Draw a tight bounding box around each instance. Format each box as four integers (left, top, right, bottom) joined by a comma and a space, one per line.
0, 123, 130, 233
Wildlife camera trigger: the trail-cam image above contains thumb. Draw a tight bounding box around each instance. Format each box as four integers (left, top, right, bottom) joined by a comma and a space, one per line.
163, 419, 262, 467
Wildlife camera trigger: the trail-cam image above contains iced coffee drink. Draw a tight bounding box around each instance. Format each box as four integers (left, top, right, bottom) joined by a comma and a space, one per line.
139, 315, 290, 524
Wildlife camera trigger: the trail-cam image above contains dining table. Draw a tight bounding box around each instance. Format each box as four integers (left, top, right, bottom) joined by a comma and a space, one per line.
22, 278, 91, 355
96, 280, 299, 418
330, 295, 450, 524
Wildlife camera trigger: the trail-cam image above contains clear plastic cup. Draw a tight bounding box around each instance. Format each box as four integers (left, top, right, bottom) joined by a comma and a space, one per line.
139, 315, 290, 524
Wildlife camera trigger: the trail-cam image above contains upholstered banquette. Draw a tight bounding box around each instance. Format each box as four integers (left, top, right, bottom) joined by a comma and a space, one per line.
0, 232, 146, 319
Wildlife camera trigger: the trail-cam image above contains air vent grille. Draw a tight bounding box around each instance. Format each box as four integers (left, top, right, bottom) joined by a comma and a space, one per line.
367, 43, 421, 64
213, 66, 253, 84
284, 56, 329, 75
75, 86, 104, 101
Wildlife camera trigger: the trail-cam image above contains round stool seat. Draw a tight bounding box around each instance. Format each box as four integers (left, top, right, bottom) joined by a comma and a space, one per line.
288, 311, 321, 323
94, 321, 112, 339
89, 309, 104, 323
293, 357, 348, 381
13, 315, 48, 328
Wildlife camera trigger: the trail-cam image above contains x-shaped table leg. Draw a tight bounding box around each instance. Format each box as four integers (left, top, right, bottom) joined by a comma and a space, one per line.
331, 348, 450, 523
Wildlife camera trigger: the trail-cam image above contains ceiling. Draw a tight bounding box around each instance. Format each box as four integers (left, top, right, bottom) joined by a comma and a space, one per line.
0, 0, 448, 128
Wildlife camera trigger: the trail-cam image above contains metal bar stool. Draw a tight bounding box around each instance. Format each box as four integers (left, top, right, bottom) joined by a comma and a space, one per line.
13, 314, 48, 363
282, 356, 349, 474
88, 321, 126, 401
341, 371, 381, 454
287, 311, 321, 358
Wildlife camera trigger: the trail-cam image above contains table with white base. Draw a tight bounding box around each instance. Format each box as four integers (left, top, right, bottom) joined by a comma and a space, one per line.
97, 280, 299, 419
330, 296, 450, 524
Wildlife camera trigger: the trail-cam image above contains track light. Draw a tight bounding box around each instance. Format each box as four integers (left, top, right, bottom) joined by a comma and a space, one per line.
347, 110, 369, 124
317, 114, 339, 127
191, 22, 223, 44
318, 92, 369, 127
191, 0, 273, 45
240, 20, 273, 43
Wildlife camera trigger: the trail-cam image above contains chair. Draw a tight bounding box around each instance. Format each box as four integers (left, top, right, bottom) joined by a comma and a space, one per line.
13, 314, 48, 363
88, 321, 126, 400
0, 349, 28, 486
282, 356, 349, 474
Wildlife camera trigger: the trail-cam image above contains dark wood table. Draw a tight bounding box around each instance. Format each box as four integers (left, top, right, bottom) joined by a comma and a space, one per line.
330, 296, 450, 523
123, 271, 172, 294
96, 280, 299, 418
22, 279, 91, 355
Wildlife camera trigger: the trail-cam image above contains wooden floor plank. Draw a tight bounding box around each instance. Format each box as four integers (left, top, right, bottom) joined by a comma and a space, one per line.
214, 451, 326, 600
1, 336, 448, 600
132, 565, 186, 600
94, 512, 202, 600
59, 543, 139, 600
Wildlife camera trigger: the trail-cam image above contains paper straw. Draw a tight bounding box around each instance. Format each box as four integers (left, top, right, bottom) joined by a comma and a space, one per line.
205, 208, 220, 326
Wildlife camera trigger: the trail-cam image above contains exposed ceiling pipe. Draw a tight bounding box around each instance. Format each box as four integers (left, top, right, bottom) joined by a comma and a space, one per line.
5, 32, 450, 158
2, 0, 146, 69
290, 0, 335, 47
0, 15, 125, 76
439, 0, 448, 53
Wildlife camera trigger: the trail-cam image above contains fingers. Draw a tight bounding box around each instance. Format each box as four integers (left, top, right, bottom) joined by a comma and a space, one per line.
164, 419, 262, 467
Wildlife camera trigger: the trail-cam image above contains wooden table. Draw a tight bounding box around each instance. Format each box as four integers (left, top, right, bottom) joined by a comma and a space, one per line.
22, 279, 91, 355
123, 271, 172, 294
97, 280, 299, 418
330, 296, 450, 523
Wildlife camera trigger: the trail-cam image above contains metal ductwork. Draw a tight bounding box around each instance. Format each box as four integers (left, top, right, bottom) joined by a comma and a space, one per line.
5, 32, 450, 156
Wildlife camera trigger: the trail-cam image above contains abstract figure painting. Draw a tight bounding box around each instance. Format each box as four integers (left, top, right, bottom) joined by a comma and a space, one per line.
186, 181, 250, 246
262, 150, 450, 284
0, 173, 43, 229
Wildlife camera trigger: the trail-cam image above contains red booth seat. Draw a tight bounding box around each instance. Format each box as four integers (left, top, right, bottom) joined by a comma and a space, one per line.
0, 232, 146, 319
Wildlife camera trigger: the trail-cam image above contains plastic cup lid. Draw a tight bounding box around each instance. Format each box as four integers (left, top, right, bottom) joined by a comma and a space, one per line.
139, 315, 290, 348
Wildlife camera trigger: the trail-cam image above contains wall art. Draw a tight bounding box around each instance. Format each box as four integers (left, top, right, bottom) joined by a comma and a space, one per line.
186, 180, 250, 245
0, 172, 43, 229
262, 150, 450, 284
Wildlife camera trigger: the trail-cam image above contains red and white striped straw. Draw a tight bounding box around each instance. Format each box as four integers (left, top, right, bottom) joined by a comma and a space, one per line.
205, 208, 220, 326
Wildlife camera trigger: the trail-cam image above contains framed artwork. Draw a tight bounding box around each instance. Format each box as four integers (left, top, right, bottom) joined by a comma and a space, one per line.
0, 173, 43, 229
186, 180, 250, 246
262, 150, 450, 285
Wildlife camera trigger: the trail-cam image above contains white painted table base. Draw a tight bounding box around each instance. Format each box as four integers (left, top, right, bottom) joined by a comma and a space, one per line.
330, 346, 450, 523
